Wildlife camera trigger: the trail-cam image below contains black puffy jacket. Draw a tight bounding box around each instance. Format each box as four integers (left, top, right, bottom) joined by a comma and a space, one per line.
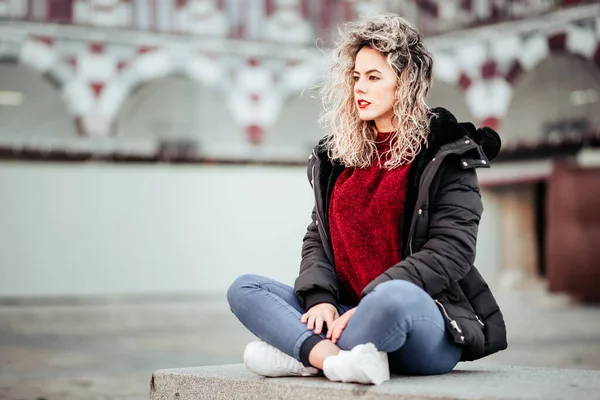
294, 107, 508, 361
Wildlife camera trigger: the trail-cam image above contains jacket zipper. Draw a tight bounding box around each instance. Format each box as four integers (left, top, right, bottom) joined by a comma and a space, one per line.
434, 299, 463, 336
311, 155, 329, 240
476, 315, 485, 327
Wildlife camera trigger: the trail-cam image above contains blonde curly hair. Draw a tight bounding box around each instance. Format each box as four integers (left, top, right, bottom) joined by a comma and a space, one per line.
319, 13, 434, 169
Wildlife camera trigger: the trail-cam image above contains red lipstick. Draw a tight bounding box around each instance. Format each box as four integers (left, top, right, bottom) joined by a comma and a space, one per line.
357, 99, 371, 109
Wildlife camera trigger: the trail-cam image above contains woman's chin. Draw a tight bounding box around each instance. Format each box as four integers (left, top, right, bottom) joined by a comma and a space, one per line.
357, 113, 374, 121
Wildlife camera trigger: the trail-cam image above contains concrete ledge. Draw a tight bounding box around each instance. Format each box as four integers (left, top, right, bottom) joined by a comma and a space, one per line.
150, 363, 600, 400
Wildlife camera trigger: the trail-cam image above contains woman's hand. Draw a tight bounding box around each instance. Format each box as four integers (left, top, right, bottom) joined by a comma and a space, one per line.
327, 307, 357, 344
301, 303, 339, 335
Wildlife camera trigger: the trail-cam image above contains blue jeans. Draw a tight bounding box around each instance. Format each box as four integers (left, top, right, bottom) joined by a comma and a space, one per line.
227, 274, 462, 375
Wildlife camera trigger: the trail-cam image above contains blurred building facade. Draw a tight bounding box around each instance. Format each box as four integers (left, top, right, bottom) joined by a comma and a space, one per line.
0, 0, 599, 298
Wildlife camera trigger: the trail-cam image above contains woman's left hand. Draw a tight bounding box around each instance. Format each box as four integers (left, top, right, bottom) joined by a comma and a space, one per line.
327, 307, 357, 344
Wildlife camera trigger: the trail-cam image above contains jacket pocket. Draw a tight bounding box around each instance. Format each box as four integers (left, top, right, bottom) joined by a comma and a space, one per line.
434, 299, 467, 345
434, 291, 486, 356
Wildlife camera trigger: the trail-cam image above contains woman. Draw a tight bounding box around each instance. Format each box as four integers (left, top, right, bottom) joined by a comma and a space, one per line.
227, 13, 507, 385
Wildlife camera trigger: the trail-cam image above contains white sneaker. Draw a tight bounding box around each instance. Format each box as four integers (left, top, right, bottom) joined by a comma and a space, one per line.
323, 343, 390, 385
243, 340, 320, 377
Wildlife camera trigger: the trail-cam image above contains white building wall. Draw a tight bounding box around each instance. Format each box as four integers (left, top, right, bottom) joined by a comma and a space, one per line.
0, 162, 501, 297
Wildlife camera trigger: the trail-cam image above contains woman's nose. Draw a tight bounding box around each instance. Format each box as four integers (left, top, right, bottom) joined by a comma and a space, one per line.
354, 79, 366, 94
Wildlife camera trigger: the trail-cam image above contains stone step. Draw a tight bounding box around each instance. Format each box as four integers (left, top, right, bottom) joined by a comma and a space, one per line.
150, 363, 600, 400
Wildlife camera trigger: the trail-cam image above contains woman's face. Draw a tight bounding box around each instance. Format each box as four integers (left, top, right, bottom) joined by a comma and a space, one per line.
353, 47, 397, 132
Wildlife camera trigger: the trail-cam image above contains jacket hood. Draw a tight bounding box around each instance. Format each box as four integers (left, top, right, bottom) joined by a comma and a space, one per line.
428, 107, 501, 161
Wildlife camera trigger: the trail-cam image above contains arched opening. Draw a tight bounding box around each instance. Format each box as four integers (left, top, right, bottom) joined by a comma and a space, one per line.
427, 80, 475, 123
266, 88, 324, 161
502, 54, 600, 144
115, 75, 239, 157
0, 62, 77, 146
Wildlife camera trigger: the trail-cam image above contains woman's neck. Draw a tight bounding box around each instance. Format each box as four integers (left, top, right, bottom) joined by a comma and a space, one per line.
374, 117, 395, 133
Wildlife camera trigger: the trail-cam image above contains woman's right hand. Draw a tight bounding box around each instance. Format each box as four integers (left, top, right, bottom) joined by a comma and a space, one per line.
301, 303, 339, 335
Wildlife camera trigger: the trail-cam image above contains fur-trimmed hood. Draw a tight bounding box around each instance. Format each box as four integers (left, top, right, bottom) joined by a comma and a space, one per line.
428, 107, 501, 162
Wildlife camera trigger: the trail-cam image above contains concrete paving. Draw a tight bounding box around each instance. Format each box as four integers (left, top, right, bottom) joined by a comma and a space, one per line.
151, 363, 600, 400
1, 286, 599, 399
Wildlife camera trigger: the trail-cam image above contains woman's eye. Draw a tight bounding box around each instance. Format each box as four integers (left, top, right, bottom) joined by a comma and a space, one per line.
369, 76, 380, 81
353, 76, 359, 82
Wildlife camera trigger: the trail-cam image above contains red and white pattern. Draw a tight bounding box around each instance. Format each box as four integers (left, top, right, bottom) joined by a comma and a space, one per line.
3, 0, 355, 42
11, 33, 324, 140
6, 8, 600, 141
263, 0, 312, 44
74, 0, 132, 28
174, 0, 229, 37
228, 56, 322, 143
431, 19, 600, 129
4, 0, 593, 41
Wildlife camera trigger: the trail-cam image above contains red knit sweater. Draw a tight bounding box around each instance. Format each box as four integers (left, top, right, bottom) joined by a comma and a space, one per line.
329, 132, 411, 304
